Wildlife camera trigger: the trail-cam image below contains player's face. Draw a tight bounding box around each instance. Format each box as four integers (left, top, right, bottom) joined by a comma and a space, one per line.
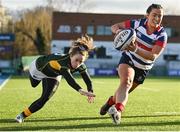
146, 8, 163, 29
70, 53, 86, 69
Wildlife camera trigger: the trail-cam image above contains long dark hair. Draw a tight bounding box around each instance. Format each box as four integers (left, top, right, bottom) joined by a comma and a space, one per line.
146, 4, 163, 14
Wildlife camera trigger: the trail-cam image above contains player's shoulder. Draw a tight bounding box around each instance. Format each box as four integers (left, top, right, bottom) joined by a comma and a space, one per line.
129, 18, 147, 28
131, 17, 146, 23
138, 18, 147, 26
79, 63, 87, 68
77, 63, 87, 71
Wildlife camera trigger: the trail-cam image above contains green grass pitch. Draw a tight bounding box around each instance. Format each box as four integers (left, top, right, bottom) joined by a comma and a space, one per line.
0, 76, 180, 131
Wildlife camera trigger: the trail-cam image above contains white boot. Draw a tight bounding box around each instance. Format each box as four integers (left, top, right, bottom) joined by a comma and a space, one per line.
15, 113, 25, 123
108, 105, 121, 125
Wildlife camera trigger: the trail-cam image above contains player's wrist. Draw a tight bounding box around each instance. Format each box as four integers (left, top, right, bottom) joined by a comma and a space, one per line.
133, 47, 138, 53
78, 89, 83, 92
88, 89, 93, 93
115, 29, 121, 34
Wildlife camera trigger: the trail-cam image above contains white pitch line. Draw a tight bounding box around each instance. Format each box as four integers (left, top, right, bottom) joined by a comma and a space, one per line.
93, 81, 106, 84
154, 112, 180, 115
0, 76, 11, 91
140, 87, 160, 92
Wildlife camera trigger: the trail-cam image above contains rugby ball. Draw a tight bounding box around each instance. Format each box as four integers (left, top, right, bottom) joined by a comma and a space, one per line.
113, 28, 136, 51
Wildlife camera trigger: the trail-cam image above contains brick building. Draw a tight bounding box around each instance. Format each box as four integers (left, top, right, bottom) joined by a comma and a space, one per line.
51, 12, 180, 76
52, 12, 180, 43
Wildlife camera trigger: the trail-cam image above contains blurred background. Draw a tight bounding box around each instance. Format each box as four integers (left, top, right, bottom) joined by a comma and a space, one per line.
0, 0, 180, 76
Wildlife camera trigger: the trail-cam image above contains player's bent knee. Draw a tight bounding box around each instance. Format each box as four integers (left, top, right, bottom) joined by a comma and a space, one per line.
121, 79, 133, 89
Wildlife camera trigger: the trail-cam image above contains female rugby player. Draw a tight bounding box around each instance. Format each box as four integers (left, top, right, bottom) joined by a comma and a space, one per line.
15, 35, 95, 123
100, 4, 168, 124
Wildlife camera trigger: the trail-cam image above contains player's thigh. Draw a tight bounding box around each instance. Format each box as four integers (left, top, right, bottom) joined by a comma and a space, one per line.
118, 64, 135, 84
42, 78, 60, 100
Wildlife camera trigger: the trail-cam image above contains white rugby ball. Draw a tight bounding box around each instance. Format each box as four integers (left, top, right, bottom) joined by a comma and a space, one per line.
113, 28, 136, 51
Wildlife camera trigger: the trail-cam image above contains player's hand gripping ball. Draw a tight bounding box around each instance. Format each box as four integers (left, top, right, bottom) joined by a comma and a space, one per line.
113, 28, 136, 51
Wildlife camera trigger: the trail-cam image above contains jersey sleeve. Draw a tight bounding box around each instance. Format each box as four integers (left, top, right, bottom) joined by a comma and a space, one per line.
80, 70, 93, 92
61, 69, 82, 91
77, 64, 93, 92
125, 18, 144, 30
155, 31, 168, 48
77, 63, 87, 73
124, 20, 131, 28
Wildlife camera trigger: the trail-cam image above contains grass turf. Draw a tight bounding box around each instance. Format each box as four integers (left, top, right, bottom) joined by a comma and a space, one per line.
0, 76, 180, 131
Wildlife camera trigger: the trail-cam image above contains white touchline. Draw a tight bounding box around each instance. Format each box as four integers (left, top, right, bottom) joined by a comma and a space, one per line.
93, 81, 105, 84
154, 112, 180, 115
140, 87, 160, 92
0, 76, 11, 91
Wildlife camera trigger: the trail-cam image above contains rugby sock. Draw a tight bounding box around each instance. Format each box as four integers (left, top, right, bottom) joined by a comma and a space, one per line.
107, 96, 115, 106
23, 108, 32, 117
115, 103, 124, 112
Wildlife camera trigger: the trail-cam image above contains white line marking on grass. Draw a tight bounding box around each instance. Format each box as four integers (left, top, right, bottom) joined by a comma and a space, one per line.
140, 87, 160, 92
154, 112, 180, 115
0, 76, 11, 91
93, 81, 105, 84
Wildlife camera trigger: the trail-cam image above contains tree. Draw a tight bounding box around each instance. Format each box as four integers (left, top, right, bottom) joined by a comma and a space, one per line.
34, 27, 46, 55
13, 0, 89, 56
17, 27, 46, 55
14, 7, 52, 56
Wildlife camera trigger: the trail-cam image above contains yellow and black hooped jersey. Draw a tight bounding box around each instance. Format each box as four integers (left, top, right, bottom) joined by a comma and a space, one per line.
35, 53, 93, 92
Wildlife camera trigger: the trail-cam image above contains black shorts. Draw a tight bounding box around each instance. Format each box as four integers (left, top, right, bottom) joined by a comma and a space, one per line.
118, 52, 149, 84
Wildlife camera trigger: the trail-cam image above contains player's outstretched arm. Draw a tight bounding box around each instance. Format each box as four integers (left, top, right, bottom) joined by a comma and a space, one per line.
78, 89, 96, 97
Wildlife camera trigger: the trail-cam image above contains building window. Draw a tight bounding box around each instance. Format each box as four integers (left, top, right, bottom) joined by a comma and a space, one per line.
97, 25, 112, 35
72, 25, 82, 33
87, 25, 94, 35
165, 27, 172, 37
57, 25, 71, 33
104, 26, 112, 35
97, 25, 104, 35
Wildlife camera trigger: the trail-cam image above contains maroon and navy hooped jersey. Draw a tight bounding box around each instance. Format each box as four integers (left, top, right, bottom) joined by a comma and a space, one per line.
124, 18, 168, 70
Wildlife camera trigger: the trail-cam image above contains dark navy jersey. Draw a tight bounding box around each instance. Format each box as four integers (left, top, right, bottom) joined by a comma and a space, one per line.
35, 53, 93, 92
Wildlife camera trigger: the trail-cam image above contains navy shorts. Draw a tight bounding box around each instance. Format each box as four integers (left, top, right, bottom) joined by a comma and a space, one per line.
118, 52, 149, 84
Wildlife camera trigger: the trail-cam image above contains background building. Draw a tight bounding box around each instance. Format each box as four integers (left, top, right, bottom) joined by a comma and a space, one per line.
0, 2, 15, 74
51, 12, 180, 76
